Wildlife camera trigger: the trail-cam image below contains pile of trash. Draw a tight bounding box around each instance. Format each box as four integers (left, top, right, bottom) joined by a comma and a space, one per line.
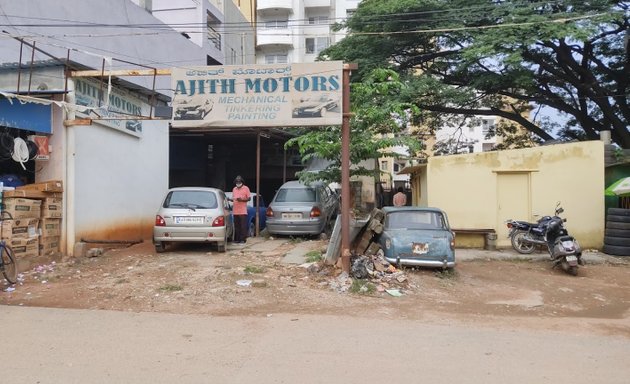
309, 252, 410, 296
349, 253, 409, 293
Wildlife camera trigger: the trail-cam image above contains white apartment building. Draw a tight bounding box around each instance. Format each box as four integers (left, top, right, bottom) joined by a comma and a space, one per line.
255, 0, 360, 64
131, 0, 256, 65
434, 116, 499, 154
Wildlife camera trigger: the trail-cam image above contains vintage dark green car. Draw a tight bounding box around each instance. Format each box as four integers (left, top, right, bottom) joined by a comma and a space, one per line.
377, 206, 455, 269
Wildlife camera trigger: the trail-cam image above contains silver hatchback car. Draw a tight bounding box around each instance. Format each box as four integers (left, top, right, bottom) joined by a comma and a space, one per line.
153, 187, 233, 253
265, 180, 339, 236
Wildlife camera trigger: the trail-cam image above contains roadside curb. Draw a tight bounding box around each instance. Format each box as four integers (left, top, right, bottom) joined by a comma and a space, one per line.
455, 248, 630, 265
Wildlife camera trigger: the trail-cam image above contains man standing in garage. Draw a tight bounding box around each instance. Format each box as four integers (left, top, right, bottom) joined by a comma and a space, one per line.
393, 186, 407, 207
230, 175, 251, 244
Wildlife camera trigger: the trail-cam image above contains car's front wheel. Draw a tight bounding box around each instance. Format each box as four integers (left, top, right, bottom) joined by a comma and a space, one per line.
319, 108, 327, 117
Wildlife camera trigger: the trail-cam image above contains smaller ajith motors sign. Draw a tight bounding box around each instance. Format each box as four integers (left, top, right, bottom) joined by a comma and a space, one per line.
171, 62, 343, 128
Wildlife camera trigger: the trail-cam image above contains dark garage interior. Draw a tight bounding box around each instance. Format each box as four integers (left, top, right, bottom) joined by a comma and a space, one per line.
169, 129, 305, 203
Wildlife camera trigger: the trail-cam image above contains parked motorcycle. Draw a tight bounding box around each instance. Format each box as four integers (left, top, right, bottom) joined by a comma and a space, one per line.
505, 213, 554, 254
545, 214, 583, 275
506, 203, 583, 275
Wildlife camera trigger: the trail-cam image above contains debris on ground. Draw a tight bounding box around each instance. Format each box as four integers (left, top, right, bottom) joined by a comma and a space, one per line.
385, 289, 402, 297
308, 252, 410, 295
350, 253, 410, 294
86, 248, 104, 258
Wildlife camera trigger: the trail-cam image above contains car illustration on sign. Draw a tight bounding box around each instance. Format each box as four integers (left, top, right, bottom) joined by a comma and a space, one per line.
292, 94, 339, 118
174, 96, 214, 120
126, 120, 142, 132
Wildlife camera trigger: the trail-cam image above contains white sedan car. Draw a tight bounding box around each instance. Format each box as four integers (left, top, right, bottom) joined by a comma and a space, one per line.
153, 187, 233, 253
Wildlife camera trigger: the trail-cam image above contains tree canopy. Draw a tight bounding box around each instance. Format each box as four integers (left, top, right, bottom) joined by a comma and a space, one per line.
322, 0, 630, 148
286, 69, 422, 184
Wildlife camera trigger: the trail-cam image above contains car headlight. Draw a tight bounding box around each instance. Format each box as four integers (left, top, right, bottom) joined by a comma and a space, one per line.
385, 238, 391, 250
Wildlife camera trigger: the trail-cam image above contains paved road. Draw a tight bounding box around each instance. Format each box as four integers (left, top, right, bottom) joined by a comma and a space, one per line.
2, 306, 629, 384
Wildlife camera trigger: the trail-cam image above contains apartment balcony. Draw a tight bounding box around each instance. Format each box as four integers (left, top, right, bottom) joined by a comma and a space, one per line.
304, 0, 331, 8
257, 0, 293, 12
256, 27, 293, 47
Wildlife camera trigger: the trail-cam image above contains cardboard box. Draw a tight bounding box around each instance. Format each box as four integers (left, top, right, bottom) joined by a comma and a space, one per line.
39, 236, 61, 255
2, 189, 63, 199
17, 180, 63, 193
10, 236, 39, 258
39, 218, 61, 237
41, 197, 63, 218
1, 218, 39, 240
3, 198, 42, 219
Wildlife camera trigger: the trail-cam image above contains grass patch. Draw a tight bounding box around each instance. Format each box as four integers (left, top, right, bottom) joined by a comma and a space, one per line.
289, 236, 304, 244
349, 279, 376, 295
305, 250, 322, 263
434, 268, 458, 280
251, 280, 268, 288
244, 265, 265, 274
508, 257, 535, 263
159, 284, 183, 292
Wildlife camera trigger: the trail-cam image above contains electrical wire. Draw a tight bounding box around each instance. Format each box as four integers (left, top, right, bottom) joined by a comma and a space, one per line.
11, 137, 30, 170
0, 2, 624, 109
0, 0, 588, 30
0, 0, 621, 36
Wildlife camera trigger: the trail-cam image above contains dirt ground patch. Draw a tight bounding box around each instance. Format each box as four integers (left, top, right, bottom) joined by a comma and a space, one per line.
2, 239, 630, 337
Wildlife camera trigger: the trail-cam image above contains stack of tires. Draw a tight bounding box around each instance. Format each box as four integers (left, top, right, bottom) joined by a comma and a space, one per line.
603, 208, 630, 256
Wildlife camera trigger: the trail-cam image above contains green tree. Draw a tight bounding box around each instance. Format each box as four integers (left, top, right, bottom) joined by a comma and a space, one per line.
322, 0, 630, 148
286, 69, 422, 184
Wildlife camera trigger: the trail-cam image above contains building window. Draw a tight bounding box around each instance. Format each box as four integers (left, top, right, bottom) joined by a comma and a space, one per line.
346, 9, 355, 19
380, 161, 388, 171
265, 20, 288, 29
482, 119, 495, 136
305, 37, 329, 54
393, 163, 402, 172
482, 143, 494, 152
265, 54, 288, 64
207, 12, 221, 51
308, 16, 328, 25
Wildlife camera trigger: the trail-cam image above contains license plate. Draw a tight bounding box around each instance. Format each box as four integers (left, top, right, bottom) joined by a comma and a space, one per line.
412, 242, 429, 254
174, 216, 204, 224
282, 213, 302, 219
566, 255, 578, 263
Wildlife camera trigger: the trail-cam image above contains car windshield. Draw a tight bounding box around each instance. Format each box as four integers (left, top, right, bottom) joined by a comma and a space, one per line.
274, 188, 316, 203
164, 190, 218, 209
385, 211, 447, 230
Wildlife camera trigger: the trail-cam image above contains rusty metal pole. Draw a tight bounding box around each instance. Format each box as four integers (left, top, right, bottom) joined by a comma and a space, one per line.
27, 41, 36, 95
341, 63, 357, 273
283, 146, 287, 183
16, 41, 23, 93
256, 129, 261, 236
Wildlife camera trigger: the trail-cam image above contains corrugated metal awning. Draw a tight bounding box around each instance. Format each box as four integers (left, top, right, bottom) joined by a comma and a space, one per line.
398, 164, 427, 175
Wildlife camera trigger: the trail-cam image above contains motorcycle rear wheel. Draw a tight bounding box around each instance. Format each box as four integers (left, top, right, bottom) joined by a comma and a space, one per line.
510, 230, 536, 254
560, 260, 579, 276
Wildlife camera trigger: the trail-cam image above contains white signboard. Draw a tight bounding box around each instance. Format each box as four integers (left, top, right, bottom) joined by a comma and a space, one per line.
171, 62, 343, 128
74, 78, 148, 136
